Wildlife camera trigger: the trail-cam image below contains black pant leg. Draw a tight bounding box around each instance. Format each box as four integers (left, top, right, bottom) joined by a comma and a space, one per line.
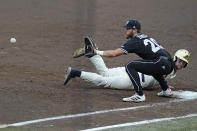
126, 58, 172, 92
125, 65, 143, 95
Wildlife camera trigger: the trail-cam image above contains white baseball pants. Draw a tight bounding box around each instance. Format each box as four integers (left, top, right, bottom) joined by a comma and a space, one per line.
80, 55, 157, 89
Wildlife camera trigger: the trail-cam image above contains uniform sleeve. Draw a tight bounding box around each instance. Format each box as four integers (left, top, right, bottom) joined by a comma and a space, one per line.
119, 39, 139, 54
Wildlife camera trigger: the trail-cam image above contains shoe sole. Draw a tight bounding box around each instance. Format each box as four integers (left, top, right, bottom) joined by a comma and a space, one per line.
158, 94, 173, 97
64, 67, 72, 85
123, 100, 145, 103
122, 98, 145, 102
157, 93, 173, 97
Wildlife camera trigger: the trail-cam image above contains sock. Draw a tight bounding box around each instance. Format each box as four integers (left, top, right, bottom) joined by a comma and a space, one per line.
71, 69, 81, 77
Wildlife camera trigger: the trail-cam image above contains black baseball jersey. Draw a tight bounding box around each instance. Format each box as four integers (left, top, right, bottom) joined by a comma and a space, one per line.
120, 34, 172, 60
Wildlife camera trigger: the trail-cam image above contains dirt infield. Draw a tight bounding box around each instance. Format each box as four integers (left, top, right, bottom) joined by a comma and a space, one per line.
0, 0, 197, 130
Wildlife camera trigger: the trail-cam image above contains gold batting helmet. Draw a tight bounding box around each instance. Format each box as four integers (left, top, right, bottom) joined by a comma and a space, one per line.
173, 49, 190, 67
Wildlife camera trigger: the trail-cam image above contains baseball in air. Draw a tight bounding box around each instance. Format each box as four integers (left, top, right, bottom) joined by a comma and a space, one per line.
10, 38, 16, 43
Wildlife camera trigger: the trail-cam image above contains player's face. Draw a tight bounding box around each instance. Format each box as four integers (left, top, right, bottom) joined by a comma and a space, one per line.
125, 29, 136, 39
175, 58, 187, 70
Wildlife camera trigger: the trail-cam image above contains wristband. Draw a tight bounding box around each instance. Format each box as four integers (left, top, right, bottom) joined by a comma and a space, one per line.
96, 50, 104, 56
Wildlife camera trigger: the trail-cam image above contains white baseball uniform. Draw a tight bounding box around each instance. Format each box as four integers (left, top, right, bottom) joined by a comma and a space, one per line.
80, 55, 176, 90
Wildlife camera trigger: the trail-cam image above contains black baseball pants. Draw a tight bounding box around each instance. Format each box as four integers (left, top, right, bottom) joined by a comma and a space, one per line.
125, 56, 173, 96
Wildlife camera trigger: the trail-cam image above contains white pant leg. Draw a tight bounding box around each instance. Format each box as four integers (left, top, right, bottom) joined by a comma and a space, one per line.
89, 55, 109, 76
89, 55, 126, 77
139, 72, 157, 89
106, 68, 157, 88
88, 55, 157, 89
80, 71, 133, 89
107, 67, 126, 76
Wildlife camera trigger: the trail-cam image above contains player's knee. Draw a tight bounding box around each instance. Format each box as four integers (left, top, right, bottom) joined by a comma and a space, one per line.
126, 62, 135, 69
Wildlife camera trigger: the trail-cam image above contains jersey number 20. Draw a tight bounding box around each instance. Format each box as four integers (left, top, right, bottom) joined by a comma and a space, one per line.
143, 38, 163, 53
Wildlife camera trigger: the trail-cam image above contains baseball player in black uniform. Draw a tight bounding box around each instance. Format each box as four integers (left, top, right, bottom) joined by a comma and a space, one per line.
95, 20, 175, 102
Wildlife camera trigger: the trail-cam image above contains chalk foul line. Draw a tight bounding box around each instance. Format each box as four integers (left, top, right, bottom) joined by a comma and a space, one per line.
0, 98, 194, 128
81, 113, 197, 131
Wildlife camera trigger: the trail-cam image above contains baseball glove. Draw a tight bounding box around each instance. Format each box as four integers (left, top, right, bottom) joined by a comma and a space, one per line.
73, 36, 98, 58
84, 36, 98, 50
73, 47, 85, 58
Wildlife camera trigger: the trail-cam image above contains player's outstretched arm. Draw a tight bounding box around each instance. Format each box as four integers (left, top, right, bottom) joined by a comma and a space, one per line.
96, 48, 124, 57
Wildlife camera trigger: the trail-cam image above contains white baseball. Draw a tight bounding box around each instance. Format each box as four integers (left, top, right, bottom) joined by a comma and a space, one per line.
10, 38, 16, 43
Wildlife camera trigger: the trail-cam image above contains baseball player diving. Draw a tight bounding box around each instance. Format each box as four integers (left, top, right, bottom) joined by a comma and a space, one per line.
64, 20, 190, 103
66, 50, 176, 89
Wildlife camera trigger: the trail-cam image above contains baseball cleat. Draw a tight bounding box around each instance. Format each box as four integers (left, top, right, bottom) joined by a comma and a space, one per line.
64, 67, 75, 85
123, 93, 145, 102
157, 87, 172, 97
